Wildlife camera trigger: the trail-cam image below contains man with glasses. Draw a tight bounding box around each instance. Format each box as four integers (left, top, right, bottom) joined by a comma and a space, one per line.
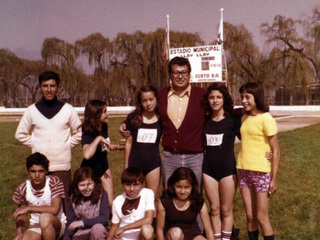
119, 57, 206, 189
158, 57, 206, 189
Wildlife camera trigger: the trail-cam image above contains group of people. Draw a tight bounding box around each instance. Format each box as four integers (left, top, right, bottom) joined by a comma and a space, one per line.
12, 56, 280, 240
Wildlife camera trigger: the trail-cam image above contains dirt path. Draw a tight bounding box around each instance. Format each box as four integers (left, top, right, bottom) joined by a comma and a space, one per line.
275, 116, 320, 133
270, 109, 320, 133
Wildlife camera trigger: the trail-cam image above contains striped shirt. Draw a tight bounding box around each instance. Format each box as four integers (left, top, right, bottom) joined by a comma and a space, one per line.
12, 175, 65, 205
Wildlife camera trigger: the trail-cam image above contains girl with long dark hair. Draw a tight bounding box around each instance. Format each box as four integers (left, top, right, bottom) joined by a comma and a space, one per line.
156, 167, 214, 240
64, 167, 109, 239
124, 85, 161, 198
81, 100, 124, 207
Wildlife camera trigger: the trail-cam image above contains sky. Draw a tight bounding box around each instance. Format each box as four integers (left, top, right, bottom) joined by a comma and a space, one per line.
1, 0, 319, 61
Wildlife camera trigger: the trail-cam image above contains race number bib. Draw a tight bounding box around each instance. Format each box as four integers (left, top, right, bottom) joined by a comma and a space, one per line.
137, 128, 158, 143
206, 134, 224, 146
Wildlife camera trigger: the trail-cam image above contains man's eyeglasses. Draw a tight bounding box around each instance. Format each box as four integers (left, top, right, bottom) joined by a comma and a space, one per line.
171, 71, 189, 78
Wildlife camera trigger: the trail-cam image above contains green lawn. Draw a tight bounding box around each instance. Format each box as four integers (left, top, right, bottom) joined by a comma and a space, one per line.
1, 118, 319, 239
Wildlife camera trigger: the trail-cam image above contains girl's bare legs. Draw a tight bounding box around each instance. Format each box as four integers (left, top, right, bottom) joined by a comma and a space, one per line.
145, 167, 160, 198
256, 192, 273, 236
220, 175, 237, 234
101, 168, 114, 207
203, 174, 221, 235
165, 227, 184, 240
240, 187, 258, 232
203, 174, 237, 239
145, 167, 160, 217
241, 187, 274, 237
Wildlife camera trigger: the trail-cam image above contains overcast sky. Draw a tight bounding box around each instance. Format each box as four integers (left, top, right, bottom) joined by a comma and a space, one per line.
1, 0, 319, 61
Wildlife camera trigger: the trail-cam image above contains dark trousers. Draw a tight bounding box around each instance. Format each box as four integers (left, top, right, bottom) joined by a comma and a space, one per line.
48, 170, 71, 214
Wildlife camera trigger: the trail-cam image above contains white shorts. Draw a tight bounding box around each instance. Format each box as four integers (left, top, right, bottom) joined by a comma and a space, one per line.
28, 220, 66, 239
120, 229, 140, 240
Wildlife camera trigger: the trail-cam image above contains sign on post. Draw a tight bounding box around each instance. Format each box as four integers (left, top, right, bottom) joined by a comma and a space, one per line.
169, 45, 222, 83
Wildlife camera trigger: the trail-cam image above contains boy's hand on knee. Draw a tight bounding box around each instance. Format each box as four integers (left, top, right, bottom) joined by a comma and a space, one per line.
114, 227, 125, 238
13, 231, 23, 240
13, 206, 28, 219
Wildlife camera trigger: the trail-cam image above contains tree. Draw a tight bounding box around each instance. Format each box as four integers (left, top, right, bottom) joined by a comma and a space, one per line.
18, 60, 47, 106
261, 15, 318, 86
261, 15, 319, 104
0, 49, 35, 107
308, 6, 320, 80
76, 33, 113, 101
215, 22, 266, 101
110, 30, 206, 104
111, 31, 149, 104
169, 31, 204, 48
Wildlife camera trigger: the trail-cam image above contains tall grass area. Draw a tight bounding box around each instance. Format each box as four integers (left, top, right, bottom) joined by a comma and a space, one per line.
1, 118, 319, 239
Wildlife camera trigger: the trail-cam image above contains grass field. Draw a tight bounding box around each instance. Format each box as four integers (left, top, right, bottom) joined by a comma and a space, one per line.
1, 117, 319, 239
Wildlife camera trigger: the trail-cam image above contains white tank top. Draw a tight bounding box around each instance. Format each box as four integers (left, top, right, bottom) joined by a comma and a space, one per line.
26, 176, 66, 225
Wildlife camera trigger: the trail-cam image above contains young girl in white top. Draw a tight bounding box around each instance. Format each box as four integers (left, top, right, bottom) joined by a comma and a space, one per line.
238, 82, 280, 240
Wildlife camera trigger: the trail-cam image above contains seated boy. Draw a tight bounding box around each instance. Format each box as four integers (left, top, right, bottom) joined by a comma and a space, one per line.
12, 152, 66, 240
108, 167, 154, 240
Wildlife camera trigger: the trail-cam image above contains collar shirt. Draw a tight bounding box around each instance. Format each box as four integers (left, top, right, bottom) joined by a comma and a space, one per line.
167, 85, 191, 129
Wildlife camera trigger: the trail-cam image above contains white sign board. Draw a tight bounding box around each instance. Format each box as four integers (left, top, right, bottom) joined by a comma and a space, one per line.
169, 45, 222, 83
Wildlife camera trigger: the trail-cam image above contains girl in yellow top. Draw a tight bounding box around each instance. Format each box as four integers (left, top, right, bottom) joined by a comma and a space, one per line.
238, 82, 280, 240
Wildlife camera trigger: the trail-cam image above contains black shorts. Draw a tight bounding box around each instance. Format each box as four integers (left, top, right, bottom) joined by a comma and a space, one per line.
129, 158, 161, 176
202, 159, 237, 181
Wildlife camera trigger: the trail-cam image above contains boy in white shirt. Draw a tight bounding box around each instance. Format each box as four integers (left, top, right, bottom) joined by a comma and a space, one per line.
12, 153, 66, 240
108, 167, 154, 240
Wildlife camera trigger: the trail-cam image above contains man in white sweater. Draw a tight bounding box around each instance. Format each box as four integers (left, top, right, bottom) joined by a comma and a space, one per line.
15, 71, 82, 212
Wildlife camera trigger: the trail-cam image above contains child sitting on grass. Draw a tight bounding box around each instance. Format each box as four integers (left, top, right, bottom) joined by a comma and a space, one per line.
12, 152, 66, 240
107, 167, 154, 240
63, 167, 109, 240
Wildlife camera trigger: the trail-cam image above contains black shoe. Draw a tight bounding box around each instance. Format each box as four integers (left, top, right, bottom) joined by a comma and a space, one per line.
231, 227, 240, 239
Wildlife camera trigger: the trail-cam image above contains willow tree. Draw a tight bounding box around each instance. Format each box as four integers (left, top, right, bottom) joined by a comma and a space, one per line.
76, 33, 113, 102
218, 22, 265, 100
110, 31, 149, 104
0, 49, 17, 106
308, 6, 320, 91
18, 60, 49, 106
261, 15, 318, 99
142, 29, 165, 89
0, 49, 35, 107
110, 30, 206, 105
261, 14, 320, 104
169, 31, 204, 48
